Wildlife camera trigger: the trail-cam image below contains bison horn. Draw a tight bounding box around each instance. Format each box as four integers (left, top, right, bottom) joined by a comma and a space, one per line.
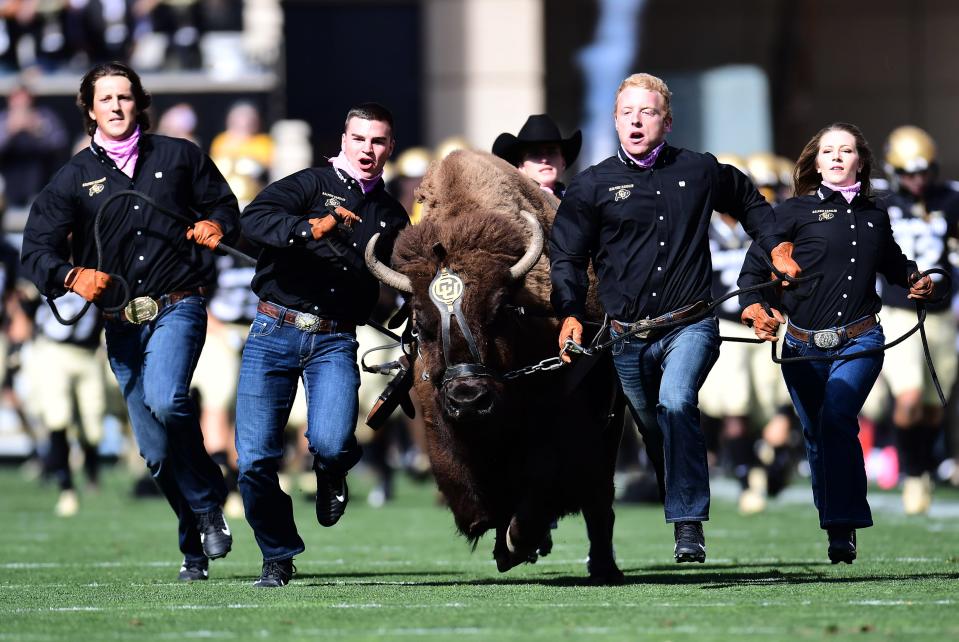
365, 233, 413, 293
507, 210, 544, 281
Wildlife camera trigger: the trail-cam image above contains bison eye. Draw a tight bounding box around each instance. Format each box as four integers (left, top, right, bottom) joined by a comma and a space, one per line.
412, 310, 438, 340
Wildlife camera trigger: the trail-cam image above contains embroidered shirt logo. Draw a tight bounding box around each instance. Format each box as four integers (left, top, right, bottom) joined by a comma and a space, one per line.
323, 192, 347, 209
154, 171, 163, 179
81, 177, 106, 197
614, 189, 631, 202
812, 208, 837, 221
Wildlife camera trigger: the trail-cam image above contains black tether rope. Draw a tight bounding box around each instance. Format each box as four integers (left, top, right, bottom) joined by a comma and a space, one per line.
46, 190, 407, 347
47, 190, 258, 325
769, 267, 952, 407
556, 261, 951, 406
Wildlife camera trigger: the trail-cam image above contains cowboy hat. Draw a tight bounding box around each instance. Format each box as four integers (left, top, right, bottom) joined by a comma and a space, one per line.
492, 114, 582, 167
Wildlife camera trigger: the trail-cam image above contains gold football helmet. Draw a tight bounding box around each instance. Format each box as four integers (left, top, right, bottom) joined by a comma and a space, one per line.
434, 135, 471, 159
395, 146, 433, 178
746, 152, 781, 188
885, 126, 936, 173
715, 153, 748, 176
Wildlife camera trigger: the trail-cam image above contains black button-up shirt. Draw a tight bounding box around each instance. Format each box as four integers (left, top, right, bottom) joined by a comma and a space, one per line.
876, 184, 959, 312
738, 186, 916, 330
549, 145, 778, 322
240, 164, 408, 324
21, 134, 239, 307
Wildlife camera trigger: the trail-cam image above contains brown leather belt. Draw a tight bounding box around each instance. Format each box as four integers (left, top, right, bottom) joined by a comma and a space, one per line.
103, 289, 206, 324
610, 300, 707, 338
257, 301, 356, 334
786, 315, 878, 349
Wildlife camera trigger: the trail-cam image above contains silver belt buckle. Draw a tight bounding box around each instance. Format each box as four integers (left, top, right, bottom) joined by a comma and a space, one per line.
633, 320, 653, 339
294, 312, 321, 333
812, 330, 841, 349
124, 296, 159, 324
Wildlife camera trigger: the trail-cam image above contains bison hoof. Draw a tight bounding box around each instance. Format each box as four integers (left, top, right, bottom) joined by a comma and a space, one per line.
587, 558, 625, 585
536, 532, 553, 558
495, 549, 538, 573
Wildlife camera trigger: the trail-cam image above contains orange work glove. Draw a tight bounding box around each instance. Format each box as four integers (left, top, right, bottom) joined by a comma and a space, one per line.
64, 267, 112, 302
908, 273, 934, 300
770, 241, 801, 286
186, 220, 224, 250
741, 303, 785, 342
558, 316, 583, 363
307, 207, 361, 241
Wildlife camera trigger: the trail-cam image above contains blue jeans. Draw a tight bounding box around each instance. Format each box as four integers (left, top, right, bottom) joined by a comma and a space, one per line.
781, 323, 883, 530
105, 296, 226, 563
611, 316, 720, 522
235, 306, 362, 561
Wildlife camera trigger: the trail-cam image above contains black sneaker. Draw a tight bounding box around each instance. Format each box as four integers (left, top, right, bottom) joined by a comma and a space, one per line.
674, 521, 706, 563
827, 528, 857, 564
196, 508, 233, 559
178, 558, 209, 581
253, 558, 295, 588
315, 468, 348, 527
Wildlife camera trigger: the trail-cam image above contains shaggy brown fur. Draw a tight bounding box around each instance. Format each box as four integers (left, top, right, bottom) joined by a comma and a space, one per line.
413, 150, 558, 312
384, 149, 623, 583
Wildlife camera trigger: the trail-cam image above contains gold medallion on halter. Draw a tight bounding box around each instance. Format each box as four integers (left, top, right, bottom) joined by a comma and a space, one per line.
430, 267, 464, 311
124, 296, 160, 324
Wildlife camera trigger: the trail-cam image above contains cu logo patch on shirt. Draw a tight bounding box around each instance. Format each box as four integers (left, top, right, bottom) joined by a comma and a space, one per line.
615, 189, 631, 202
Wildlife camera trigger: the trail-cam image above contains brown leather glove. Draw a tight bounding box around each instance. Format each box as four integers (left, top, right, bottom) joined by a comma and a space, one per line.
186, 220, 223, 250
308, 207, 362, 240
558, 316, 583, 363
908, 273, 934, 300
741, 303, 785, 342
770, 241, 801, 286
64, 267, 111, 302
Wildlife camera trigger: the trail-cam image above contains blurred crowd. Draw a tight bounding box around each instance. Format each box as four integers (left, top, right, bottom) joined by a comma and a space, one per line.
0, 77, 957, 524
0, 0, 280, 74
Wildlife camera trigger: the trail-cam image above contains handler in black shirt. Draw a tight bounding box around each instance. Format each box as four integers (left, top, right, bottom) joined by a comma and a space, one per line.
739, 123, 933, 564
550, 73, 796, 563
20, 62, 239, 580
235, 103, 408, 588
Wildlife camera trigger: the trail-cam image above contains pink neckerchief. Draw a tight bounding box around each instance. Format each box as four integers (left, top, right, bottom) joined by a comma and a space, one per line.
330, 151, 382, 194
623, 140, 666, 169
821, 180, 861, 203
93, 125, 140, 178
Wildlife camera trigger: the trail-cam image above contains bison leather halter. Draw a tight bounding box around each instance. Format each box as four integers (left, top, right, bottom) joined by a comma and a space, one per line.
427, 266, 499, 386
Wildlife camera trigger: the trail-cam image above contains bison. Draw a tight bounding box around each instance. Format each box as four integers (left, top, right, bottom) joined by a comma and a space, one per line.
366, 150, 624, 583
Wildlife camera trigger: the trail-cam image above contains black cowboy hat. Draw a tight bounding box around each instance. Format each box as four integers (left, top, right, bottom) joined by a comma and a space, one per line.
492, 114, 582, 167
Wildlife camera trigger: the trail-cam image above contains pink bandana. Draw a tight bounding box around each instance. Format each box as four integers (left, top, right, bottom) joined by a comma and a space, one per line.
330, 151, 382, 194
93, 125, 140, 178
821, 180, 861, 203
623, 140, 666, 169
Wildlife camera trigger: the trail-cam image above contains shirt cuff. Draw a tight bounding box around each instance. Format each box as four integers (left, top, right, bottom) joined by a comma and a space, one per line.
290, 220, 313, 245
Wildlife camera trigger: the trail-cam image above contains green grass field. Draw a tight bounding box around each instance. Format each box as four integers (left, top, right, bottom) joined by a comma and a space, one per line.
1, 466, 957, 642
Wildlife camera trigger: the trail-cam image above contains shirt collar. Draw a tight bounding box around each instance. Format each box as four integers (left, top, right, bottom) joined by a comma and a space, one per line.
617, 142, 668, 170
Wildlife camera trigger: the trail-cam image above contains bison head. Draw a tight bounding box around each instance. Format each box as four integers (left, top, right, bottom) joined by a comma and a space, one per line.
366, 209, 544, 424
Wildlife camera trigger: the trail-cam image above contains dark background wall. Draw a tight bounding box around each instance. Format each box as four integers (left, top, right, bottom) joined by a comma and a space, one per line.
546, 0, 959, 176
282, 0, 422, 162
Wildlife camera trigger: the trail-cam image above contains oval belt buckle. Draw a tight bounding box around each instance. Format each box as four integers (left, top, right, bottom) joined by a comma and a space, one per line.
813, 330, 840, 349
294, 312, 321, 333
124, 296, 159, 325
